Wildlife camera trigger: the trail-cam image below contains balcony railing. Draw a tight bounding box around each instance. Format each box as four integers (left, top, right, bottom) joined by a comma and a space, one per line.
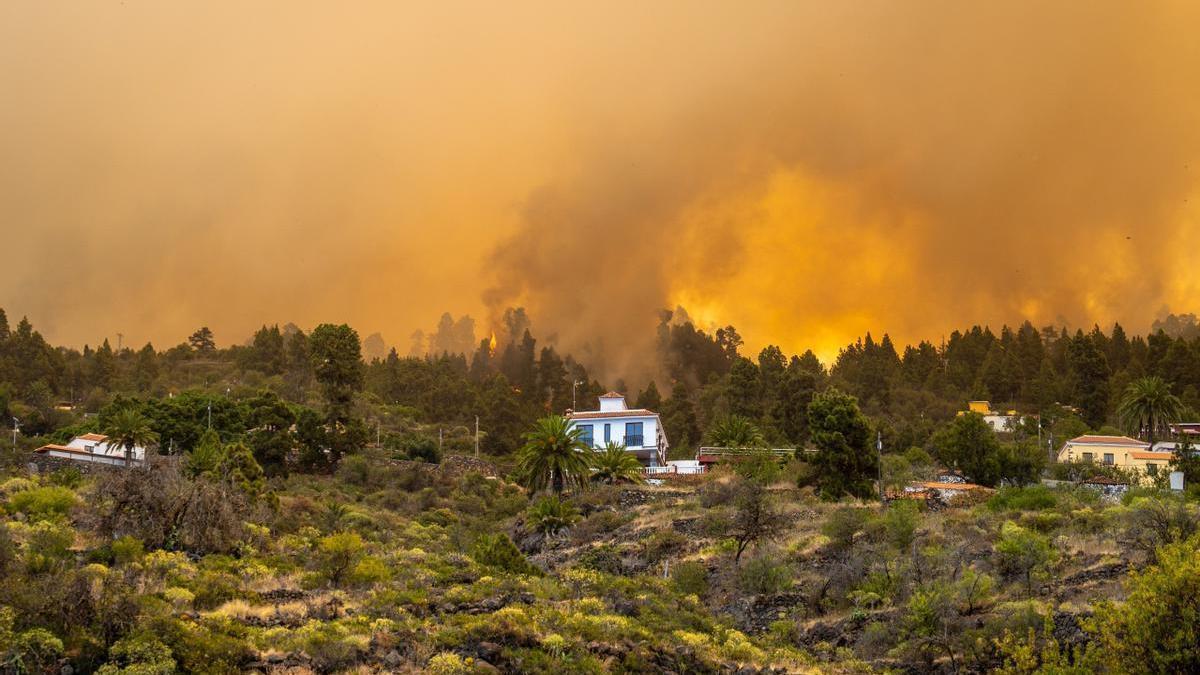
623, 435, 644, 447
645, 465, 706, 475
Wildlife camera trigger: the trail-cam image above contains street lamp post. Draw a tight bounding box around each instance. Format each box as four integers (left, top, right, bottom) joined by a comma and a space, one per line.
877, 430, 885, 505
572, 380, 583, 411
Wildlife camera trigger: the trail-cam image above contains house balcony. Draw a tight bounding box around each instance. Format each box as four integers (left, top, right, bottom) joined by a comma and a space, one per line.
623, 434, 644, 447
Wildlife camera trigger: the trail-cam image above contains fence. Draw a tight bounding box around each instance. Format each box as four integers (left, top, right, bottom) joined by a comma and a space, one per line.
644, 464, 707, 475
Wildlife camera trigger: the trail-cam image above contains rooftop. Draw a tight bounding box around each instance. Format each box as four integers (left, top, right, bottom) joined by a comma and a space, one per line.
1068, 435, 1148, 447
567, 409, 658, 420
1131, 451, 1175, 460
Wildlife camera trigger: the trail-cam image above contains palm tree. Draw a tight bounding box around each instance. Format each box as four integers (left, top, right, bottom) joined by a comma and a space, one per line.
591, 442, 645, 484
101, 408, 158, 468
1117, 376, 1184, 444
705, 415, 766, 449
515, 415, 592, 495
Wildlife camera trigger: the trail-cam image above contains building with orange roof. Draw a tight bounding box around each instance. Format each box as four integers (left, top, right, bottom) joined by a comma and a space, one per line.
34, 432, 147, 467
566, 392, 668, 468
1056, 434, 1171, 483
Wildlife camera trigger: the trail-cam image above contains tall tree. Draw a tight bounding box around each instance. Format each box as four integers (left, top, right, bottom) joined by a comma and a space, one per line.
1067, 330, 1110, 428
705, 414, 766, 449
307, 324, 366, 469
515, 415, 592, 495
634, 380, 663, 411
661, 382, 699, 452
930, 413, 1002, 486
726, 357, 762, 419
1117, 376, 1184, 444
188, 326, 216, 353
245, 390, 297, 475
808, 389, 877, 499
248, 325, 286, 375
101, 408, 158, 467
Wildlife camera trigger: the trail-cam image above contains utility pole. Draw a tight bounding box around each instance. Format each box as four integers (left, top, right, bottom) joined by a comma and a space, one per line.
11, 417, 18, 452
572, 380, 583, 411
207, 402, 212, 430
438, 428, 443, 456
475, 416, 480, 458
876, 430, 885, 505
117, 332, 123, 352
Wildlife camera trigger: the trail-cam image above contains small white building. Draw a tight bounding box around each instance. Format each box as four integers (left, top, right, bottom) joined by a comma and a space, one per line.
566, 392, 669, 468
34, 433, 147, 467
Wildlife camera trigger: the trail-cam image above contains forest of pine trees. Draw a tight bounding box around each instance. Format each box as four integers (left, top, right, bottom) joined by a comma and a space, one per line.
4, 304, 1200, 469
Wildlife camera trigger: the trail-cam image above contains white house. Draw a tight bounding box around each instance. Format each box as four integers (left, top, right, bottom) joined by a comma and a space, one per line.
34, 433, 147, 467
566, 392, 669, 468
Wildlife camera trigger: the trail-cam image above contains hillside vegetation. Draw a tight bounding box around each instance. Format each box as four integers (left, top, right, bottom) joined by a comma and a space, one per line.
2, 308, 1200, 672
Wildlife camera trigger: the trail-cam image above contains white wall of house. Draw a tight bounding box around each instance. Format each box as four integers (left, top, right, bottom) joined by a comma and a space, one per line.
572, 415, 660, 450
42, 448, 132, 466
568, 394, 668, 467
982, 415, 1017, 432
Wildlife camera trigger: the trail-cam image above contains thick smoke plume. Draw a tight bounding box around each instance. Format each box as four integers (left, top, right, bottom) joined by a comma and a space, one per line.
2, 3, 1199, 381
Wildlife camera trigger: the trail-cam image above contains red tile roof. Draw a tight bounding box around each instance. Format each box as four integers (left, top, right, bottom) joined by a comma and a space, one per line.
78, 433, 108, 442
599, 391, 625, 398
1068, 435, 1148, 447
568, 409, 657, 420
1131, 451, 1174, 461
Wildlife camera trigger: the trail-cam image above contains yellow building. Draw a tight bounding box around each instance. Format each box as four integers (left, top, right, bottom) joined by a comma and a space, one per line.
1057, 435, 1173, 481
967, 400, 991, 414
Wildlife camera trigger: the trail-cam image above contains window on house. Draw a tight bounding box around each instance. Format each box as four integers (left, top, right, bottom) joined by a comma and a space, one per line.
624, 422, 644, 447
1082, 452, 1094, 462
578, 424, 593, 446
1147, 463, 1158, 476
1103, 453, 1114, 465
604, 423, 611, 444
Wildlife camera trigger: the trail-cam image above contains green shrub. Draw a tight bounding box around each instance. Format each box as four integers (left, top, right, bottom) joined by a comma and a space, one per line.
880, 500, 920, 550
737, 555, 791, 595
97, 633, 176, 674
576, 544, 624, 575
348, 555, 391, 585
111, 535, 144, 565
572, 510, 630, 542
471, 533, 540, 575
0, 608, 64, 674
525, 495, 581, 536
7, 486, 77, 520
642, 528, 687, 562
23, 521, 74, 574
48, 466, 84, 489
399, 434, 442, 464
994, 521, 1056, 591
821, 506, 869, 550
337, 455, 371, 485
316, 532, 366, 585
427, 652, 470, 675
988, 486, 1058, 512
1087, 534, 1200, 673
671, 561, 709, 597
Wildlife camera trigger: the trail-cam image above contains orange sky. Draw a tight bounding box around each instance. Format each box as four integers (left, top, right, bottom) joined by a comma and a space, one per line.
3, 2, 1199, 373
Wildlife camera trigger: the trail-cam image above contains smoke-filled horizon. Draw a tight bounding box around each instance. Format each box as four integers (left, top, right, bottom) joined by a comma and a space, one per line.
3, 2, 1199, 378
